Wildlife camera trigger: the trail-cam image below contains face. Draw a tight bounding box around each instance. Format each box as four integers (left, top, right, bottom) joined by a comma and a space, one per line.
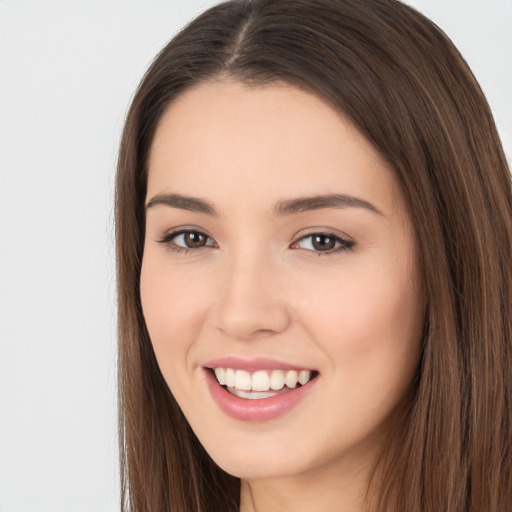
140, 81, 424, 482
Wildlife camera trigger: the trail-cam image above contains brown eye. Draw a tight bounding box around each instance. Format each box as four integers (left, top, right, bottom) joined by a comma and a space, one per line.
183, 231, 208, 248
311, 234, 336, 251
294, 232, 355, 254
158, 230, 216, 252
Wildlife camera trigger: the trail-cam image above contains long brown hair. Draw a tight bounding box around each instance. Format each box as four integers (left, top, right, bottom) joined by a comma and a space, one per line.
115, 0, 512, 510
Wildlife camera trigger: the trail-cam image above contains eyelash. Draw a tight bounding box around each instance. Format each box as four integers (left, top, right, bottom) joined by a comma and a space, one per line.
157, 229, 217, 254
157, 229, 355, 256
291, 232, 355, 255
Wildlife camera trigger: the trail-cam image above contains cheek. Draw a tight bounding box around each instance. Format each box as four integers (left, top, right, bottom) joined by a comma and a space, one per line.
299, 263, 418, 333
139, 257, 210, 372
295, 260, 423, 390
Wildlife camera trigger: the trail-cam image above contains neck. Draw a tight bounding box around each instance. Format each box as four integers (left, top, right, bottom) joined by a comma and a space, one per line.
239, 453, 380, 512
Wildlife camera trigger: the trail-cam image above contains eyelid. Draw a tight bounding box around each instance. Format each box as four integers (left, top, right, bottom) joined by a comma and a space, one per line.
291, 226, 354, 242
154, 225, 354, 255
156, 226, 218, 252
290, 228, 355, 254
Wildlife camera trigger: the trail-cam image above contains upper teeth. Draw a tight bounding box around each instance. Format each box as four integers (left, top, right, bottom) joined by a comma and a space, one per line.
213, 368, 312, 391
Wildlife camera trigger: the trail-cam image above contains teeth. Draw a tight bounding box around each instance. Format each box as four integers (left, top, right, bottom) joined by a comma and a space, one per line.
228, 389, 279, 399
225, 368, 236, 388
214, 367, 226, 385
298, 370, 311, 385
252, 370, 270, 391
235, 370, 252, 390
285, 370, 298, 388
270, 370, 285, 390
212, 367, 314, 392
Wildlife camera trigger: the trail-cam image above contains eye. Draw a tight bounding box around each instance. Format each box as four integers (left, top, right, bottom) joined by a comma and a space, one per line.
292, 232, 355, 254
157, 229, 217, 253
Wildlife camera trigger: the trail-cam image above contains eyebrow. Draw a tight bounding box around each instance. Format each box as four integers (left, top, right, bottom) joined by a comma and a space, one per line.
274, 194, 383, 217
146, 193, 216, 215
145, 193, 383, 217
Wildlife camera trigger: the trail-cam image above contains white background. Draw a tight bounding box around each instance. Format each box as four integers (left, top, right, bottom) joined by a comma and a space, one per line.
0, 1, 510, 511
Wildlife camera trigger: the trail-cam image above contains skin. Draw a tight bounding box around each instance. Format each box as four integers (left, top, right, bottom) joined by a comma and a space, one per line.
140, 81, 425, 511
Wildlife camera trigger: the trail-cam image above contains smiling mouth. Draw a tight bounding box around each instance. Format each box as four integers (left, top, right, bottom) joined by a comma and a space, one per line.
210, 367, 319, 400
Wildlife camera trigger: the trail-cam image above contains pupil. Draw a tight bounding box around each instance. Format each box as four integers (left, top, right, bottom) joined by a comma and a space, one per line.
185, 232, 206, 248
312, 235, 335, 251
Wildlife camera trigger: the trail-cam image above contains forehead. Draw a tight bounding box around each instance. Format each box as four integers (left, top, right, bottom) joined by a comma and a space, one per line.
147, 81, 402, 216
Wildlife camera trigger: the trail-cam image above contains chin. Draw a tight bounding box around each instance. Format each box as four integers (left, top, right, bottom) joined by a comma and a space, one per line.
195, 428, 333, 481
211, 452, 306, 480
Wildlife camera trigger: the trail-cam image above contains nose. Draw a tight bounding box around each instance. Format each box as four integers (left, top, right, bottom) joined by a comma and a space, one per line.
213, 252, 291, 341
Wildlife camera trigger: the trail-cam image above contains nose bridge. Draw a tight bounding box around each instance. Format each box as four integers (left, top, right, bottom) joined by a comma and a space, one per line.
214, 244, 290, 340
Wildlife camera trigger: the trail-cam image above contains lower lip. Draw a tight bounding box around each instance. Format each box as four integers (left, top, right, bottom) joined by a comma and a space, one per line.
204, 369, 318, 422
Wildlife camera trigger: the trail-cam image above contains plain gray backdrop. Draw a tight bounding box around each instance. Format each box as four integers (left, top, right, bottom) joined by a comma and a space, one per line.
0, 1, 510, 511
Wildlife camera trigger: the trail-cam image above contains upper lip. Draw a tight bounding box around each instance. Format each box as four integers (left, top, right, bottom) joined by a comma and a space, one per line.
203, 356, 316, 373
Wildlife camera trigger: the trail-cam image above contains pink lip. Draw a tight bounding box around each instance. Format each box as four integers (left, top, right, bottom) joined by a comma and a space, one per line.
203, 356, 314, 372
203, 366, 318, 422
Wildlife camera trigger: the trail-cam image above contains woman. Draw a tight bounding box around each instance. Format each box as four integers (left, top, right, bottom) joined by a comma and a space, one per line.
115, 0, 512, 510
